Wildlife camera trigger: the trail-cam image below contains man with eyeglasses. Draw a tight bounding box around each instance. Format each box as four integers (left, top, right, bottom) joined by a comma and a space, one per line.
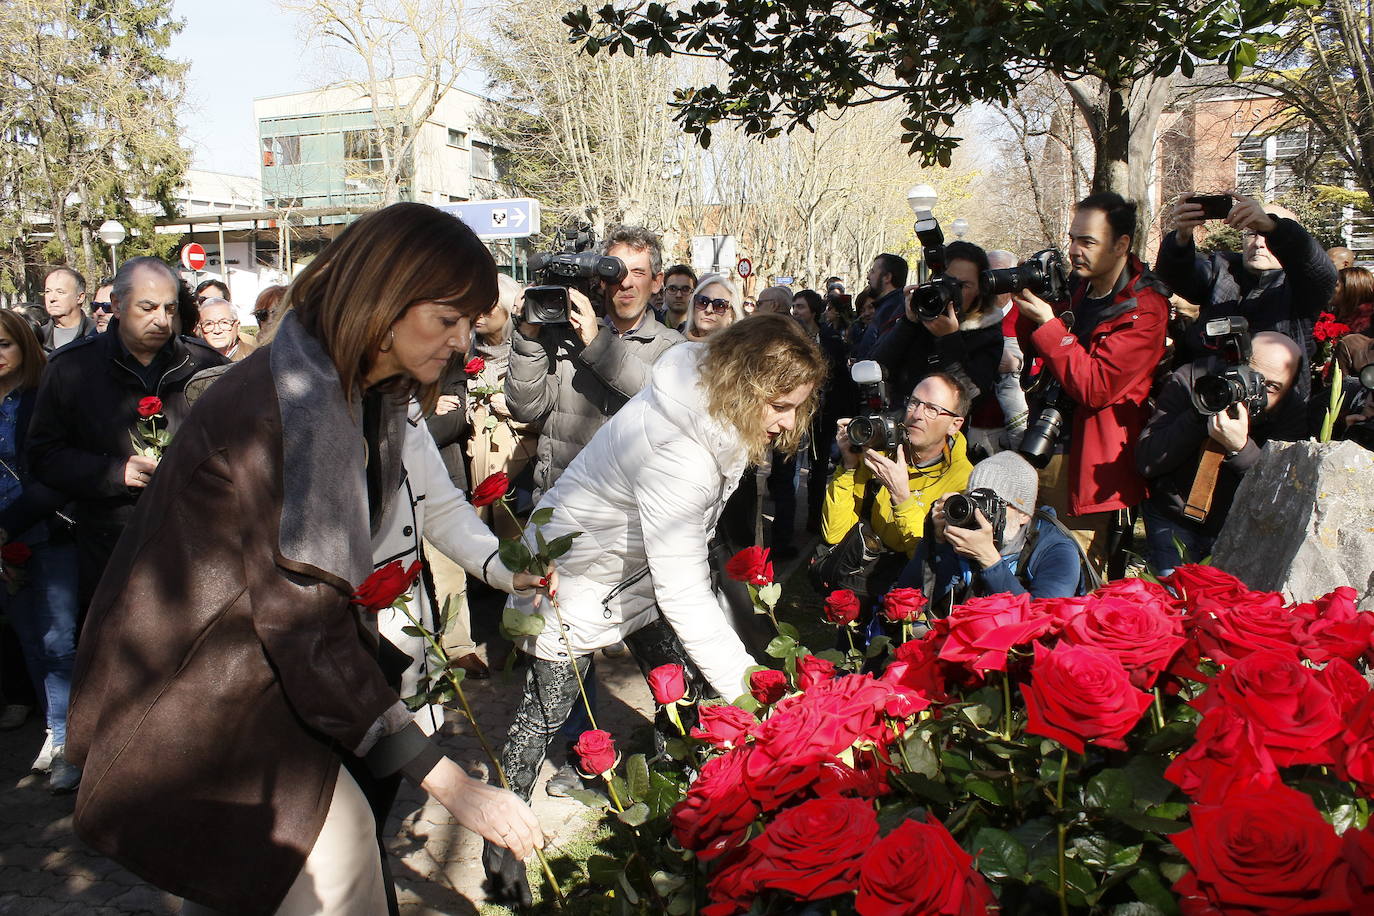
39, 267, 98, 353
822, 373, 974, 567
658, 265, 696, 331
1136, 330, 1305, 576
1156, 191, 1337, 364
194, 298, 255, 362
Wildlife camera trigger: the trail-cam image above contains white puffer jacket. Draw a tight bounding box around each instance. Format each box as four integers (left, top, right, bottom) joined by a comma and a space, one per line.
505, 343, 758, 700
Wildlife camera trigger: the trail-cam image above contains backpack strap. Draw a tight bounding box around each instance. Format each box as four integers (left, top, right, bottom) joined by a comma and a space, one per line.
1033, 509, 1103, 593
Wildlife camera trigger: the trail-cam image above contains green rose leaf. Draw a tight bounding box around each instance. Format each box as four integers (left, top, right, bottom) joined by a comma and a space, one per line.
529, 507, 555, 527
626, 753, 651, 801
498, 538, 532, 573
1084, 769, 1133, 811
500, 605, 545, 638
971, 827, 1027, 881
567, 788, 609, 809
617, 801, 650, 827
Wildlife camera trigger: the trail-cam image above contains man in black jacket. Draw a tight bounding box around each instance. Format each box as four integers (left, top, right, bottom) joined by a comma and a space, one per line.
1155, 192, 1337, 362
26, 256, 227, 610
1135, 330, 1304, 575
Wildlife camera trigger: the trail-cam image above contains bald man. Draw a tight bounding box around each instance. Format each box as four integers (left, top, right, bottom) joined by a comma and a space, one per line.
1328, 246, 1356, 271
1135, 329, 1307, 575
755, 286, 792, 315
1156, 191, 1337, 363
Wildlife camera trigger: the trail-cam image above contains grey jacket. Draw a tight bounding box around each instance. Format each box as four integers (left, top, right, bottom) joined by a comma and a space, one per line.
505, 315, 682, 497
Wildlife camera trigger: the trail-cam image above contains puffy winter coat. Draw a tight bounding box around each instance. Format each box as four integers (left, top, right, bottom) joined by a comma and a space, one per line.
504, 316, 682, 498
503, 343, 757, 701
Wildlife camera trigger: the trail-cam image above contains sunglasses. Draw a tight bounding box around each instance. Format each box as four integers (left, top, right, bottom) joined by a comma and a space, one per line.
694, 294, 731, 315
91, 301, 112, 314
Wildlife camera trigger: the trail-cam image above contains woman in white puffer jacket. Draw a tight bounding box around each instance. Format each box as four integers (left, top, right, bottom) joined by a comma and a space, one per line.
487, 314, 827, 898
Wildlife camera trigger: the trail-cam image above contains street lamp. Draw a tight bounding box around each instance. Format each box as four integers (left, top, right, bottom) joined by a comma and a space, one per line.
951, 217, 970, 239
97, 219, 126, 274
906, 184, 939, 282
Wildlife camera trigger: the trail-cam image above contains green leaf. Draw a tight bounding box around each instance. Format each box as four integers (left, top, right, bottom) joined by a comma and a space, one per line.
500, 605, 545, 638
544, 531, 581, 560
587, 854, 621, 886
966, 778, 1011, 807
960, 703, 994, 728
1113, 811, 1188, 835
971, 827, 1027, 881
890, 772, 956, 805
1128, 866, 1181, 915
498, 538, 532, 573
815, 648, 846, 665
651, 870, 686, 896
1111, 904, 1168, 916
617, 801, 650, 827
644, 771, 682, 821
567, 788, 609, 809
1071, 834, 1118, 869
529, 507, 555, 527
756, 582, 782, 606
663, 737, 690, 759
1084, 769, 1133, 811
865, 635, 892, 659
1122, 754, 1179, 808
765, 635, 797, 658
401, 625, 425, 638
900, 731, 941, 778
626, 753, 650, 801
776, 622, 800, 641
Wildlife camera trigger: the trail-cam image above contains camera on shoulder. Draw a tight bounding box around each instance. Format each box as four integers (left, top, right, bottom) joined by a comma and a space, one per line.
524, 227, 627, 325
1191, 317, 1267, 418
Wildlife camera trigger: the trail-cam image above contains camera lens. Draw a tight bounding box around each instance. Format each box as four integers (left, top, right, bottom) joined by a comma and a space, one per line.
1193, 375, 1240, 416
944, 493, 974, 528
847, 416, 879, 450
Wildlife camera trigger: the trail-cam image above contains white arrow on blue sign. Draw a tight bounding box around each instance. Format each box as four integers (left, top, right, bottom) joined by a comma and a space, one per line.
438, 198, 542, 239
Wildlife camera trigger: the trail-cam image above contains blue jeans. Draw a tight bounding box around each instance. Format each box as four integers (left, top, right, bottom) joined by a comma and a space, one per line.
3, 539, 79, 746
1141, 500, 1215, 579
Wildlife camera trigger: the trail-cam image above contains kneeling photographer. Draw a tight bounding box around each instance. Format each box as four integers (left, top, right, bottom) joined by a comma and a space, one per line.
1136, 323, 1304, 575
872, 238, 1006, 431
817, 372, 974, 601
896, 452, 1095, 614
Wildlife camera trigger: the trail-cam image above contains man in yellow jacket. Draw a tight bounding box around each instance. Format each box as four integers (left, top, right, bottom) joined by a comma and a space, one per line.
823, 372, 975, 557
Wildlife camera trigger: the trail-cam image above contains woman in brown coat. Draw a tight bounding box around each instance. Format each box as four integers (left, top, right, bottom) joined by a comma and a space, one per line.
65, 203, 545, 914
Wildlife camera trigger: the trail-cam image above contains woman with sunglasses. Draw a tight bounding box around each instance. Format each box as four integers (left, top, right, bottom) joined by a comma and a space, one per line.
684, 272, 743, 340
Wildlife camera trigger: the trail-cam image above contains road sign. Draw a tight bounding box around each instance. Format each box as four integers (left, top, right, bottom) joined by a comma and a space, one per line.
181, 243, 207, 271
736, 257, 753, 278
773, 276, 794, 287
438, 198, 541, 239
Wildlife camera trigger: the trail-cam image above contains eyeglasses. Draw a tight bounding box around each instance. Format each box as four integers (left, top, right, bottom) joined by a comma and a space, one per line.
199, 319, 238, 332
906, 396, 961, 420
694, 294, 731, 315
665, 283, 694, 295
91, 301, 112, 314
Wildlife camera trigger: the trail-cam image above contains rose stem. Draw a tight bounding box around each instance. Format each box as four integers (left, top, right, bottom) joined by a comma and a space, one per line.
1056, 747, 1070, 916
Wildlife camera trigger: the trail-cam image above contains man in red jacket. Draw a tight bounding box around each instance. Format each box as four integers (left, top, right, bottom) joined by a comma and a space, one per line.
1011, 192, 1169, 571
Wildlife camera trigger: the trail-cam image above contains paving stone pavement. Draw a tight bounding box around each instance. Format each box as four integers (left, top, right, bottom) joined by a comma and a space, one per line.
0, 647, 655, 915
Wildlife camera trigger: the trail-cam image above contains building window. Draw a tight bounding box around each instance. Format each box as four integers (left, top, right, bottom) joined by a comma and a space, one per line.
471, 140, 503, 181
1235, 129, 1316, 199
447, 128, 468, 148
262, 136, 300, 168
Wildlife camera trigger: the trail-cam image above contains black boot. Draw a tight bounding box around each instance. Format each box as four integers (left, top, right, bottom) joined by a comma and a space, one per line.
482, 840, 533, 909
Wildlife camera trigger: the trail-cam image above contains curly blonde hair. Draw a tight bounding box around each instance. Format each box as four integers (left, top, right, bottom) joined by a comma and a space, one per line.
700, 313, 829, 464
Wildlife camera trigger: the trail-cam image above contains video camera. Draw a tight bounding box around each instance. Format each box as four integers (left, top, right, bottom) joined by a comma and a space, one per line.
981, 248, 1071, 302
523, 227, 627, 325
907, 213, 960, 321
846, 360, 905, 454
1191, 317, 1268, 418
944, 487, 1008, 548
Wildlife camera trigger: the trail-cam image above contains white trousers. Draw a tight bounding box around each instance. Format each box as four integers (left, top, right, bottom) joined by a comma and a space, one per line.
181, 766, 388, 915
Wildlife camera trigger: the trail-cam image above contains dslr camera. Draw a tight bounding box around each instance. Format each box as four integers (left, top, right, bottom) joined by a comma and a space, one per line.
943, 487, 1008, 547
1191, 317, 1267, 418
523, 227, 627, 325
981, 248, 1071, 302
1017, 372, 1073, 470
846, 360, 904, 454
908, 212, 962, 321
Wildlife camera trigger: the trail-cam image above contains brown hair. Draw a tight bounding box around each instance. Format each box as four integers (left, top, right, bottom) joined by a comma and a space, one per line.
283, 203, 498, 409
0, 309, 47, 392
700, 312, 829, 464
1332, 267, 1374, 326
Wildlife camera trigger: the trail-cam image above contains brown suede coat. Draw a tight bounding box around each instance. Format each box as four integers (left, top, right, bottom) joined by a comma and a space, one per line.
65, 344, 403, 913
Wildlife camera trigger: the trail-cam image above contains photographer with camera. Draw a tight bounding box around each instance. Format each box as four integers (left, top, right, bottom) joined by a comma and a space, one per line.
505, 226, 682, 499
896, 452, 1091, 613
852, 253, 910, 359
1011, 192, 1169, 572
1156, 191, 1337, 363
872, 240, 1006, 450
1136, 327, 1304, 575
821, 372, 974, 571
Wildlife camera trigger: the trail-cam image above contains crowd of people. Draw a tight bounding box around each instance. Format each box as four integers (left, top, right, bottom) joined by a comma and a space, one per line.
0, 188, 1369, 913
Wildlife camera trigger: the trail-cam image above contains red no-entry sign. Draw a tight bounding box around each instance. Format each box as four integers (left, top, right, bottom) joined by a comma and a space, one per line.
181, 243, 207, 271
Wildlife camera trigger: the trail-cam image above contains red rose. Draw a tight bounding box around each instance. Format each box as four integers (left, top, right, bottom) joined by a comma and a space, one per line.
353, 560, 422, 613
1344, 825, 1374, 911
856, 814, 997, 916
882, 632, 950, 703
1165, 705, 1278, 805
796, 654, 836, 690
573, 728, 617, 776
463, 356, 485, 376
1332, 690, 1374, 795
749, 669, 788, 705
725, 546, 773, 585
881, 587, 928, 624
0, 542, 33, 566
1191, 590, 1299, 667
744, 797, 878, 900
1165, 564, 1248, 604
1295, 587, 1372, 665
648, 663, 687, 705
470, 471, 510, 508
1060, 593, 1186, 688
673, 747, 761, 860
691, 704, 758, 749
1193, 649, 1342, 767
1022, 642, 1153, 754
1031, 594, 1093, 633
137, 396, 163, 418
935, 592, 1053, 675
823, 589, 861, 625
1173, 784, 1350, 915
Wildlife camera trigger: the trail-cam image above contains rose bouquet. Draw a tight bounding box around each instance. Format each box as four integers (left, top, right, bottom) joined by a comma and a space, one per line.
562, 556, 1374, 915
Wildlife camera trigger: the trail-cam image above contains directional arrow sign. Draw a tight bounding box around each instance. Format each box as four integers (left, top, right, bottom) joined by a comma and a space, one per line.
438, 198, 541, 240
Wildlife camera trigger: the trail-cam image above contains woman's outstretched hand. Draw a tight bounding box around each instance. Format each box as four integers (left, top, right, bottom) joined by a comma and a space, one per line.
421, 757, 545, 859
512, 561, 559, 608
